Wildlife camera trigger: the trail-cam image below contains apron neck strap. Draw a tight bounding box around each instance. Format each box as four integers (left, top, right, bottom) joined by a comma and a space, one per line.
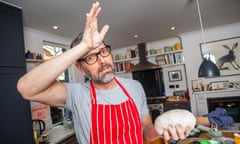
114, 78, 131, 98
90, 78, 131, 104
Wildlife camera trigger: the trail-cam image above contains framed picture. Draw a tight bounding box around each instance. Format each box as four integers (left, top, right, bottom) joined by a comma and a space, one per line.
155, 55, 166, 65
200, 36, 240, 76
191, 79, 203, 92
209, 81, 229, 90
168, 70, 182, 82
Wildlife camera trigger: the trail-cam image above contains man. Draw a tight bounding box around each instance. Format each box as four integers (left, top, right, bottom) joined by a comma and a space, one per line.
17, 2, 190, 143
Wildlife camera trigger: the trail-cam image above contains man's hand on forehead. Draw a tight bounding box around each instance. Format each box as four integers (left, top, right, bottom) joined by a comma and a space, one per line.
82, 1, 109, 50
82, 43, 105, 58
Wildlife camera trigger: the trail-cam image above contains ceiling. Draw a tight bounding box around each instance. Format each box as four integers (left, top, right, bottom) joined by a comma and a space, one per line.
2, 0, 240, 49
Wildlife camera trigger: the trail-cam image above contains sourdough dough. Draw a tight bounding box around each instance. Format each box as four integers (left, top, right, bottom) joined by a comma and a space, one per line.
154, 109, 196, 135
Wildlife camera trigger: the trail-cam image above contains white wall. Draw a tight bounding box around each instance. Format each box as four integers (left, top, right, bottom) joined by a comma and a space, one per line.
162, 64, 187, 96
23, 27, 85, 83
180, 22, 240, 94
180, 22, 240, 114
24, 28, 71, 54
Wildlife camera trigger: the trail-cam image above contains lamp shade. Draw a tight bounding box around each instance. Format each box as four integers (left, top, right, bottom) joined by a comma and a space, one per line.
198, 58, 220, 77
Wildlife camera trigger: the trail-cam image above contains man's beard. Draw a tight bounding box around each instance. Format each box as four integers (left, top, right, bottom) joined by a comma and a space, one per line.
84, 63, 115, 84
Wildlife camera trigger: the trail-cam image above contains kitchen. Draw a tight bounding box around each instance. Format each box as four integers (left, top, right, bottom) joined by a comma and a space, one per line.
1, 0, 240, 144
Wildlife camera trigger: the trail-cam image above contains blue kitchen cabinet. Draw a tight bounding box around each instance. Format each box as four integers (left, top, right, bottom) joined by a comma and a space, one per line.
0, 2, 34, 144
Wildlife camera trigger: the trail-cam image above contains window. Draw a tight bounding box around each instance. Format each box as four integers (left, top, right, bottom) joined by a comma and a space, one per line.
43, 41, 69, 82
43, 41, 72, 125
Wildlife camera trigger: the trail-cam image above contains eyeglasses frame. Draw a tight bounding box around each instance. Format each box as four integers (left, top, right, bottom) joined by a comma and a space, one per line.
77, 45, 112, 65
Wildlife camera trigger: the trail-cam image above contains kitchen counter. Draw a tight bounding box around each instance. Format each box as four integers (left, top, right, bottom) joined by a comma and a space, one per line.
46, 125, 75, 144
144, 131, 235, 144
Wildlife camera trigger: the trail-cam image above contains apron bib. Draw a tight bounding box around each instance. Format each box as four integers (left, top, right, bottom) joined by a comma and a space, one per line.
90, 78, 144, 144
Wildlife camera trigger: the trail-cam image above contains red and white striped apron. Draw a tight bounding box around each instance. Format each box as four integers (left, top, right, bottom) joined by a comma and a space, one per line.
89, 78, 144, 144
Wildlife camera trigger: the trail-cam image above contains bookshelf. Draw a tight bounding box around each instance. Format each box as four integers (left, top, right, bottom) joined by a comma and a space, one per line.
148, 49, 184, 66
113, 39, 184, 73
114, 57, 138, 73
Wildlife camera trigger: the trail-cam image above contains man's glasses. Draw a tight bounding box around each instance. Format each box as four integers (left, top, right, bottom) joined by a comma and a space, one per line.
77, 45, 111, 65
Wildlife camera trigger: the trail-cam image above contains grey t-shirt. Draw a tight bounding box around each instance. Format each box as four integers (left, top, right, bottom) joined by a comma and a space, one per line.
65, 77, 149, 144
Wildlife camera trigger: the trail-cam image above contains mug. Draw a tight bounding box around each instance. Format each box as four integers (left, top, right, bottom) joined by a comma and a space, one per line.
41, 132, 49, 143
234, 133, 240, 144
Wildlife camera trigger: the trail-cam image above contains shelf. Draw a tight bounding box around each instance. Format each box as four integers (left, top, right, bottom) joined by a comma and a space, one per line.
159, 63, 185, 68
113, 50, 183, 63
193, 89, 240, 94
115, 71, 128, 74
114, 61, 135, 73
113, 41, 184, 74
26, 59, 44, 63
146, 49, 183, 58
114, 57, 139, 63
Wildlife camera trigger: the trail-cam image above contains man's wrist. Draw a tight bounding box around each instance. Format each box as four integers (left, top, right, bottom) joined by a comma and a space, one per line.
70, 41, 89, 62
143, 125, 161, 142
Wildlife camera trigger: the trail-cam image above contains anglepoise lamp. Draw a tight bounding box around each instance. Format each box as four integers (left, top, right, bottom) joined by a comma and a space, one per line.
196, 0, 220, 78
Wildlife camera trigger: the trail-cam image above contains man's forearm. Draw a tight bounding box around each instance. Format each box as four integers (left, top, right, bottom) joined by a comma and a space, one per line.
141, 113, 161, 142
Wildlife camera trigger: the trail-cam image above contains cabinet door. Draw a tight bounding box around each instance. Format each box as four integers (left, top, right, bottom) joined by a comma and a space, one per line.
163, 102, 191, 112
132, 68, 165, 98
0, 67, 34, 144
58, 135, 78, 144
0, 2, 25, 66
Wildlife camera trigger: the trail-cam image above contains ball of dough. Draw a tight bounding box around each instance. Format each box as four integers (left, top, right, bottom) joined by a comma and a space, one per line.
154, 109, 196, 135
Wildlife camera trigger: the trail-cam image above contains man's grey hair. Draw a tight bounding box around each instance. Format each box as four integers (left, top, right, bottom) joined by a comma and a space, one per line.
70, 32, 109, 48
70, 33, 83, 48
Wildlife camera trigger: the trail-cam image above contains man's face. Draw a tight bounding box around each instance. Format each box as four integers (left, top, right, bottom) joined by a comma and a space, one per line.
78, 43, 115, 84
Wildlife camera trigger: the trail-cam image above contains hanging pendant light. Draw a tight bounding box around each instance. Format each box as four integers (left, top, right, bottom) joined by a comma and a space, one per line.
198, 58, 220, 77
196, 0, 220, 78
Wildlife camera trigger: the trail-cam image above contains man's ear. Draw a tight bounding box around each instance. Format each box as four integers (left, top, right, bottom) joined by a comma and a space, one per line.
75, 63, 85, 75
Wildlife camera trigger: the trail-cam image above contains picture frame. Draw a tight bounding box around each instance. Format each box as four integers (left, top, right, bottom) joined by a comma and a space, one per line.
209, 81, 229, 90
200, 36, 240, 77
191, 79, 203, 92
155, 55, 166, 65
168, 70, 182, 82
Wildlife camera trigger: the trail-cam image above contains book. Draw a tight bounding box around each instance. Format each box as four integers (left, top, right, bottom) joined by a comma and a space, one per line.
174, 52, 182, 64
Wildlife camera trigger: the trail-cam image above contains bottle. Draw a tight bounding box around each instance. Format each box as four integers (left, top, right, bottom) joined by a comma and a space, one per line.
126, 49, 131, 59
33, 130, 39, 144
131, 48, 136, 58
63, 114, 68, 129
234, 133, 240, 144
185, 88, 189, 100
